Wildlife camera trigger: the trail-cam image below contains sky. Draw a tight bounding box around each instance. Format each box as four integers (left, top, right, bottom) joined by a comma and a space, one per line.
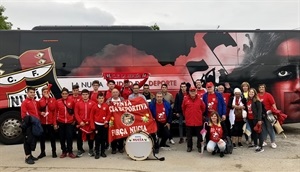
1, 0, 299, 30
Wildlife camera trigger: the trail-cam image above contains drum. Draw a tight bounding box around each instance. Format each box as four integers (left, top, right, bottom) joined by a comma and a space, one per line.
125, 131, 153, 161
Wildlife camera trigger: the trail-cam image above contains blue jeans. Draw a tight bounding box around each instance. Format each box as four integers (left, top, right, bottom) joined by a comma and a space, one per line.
262, 118, 276, 143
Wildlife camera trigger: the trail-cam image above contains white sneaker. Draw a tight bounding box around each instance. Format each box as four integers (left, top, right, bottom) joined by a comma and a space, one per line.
169, 139, 175, 145
262, 142, 267, 147
271, 143, 277, 149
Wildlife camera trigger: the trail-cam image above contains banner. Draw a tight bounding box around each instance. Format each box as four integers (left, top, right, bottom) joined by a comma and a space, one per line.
108, 97, 157, 143
103, 72, 149, 79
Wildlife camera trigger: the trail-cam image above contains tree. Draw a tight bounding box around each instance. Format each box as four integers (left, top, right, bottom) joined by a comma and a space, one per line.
150, 23, 160, 30
0, 5, 13, 30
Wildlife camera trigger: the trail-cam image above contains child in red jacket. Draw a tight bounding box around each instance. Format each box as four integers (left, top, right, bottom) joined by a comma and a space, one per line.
90, 92, 110, 159
56, 87, 76, 158
38, 85, 57, 159
75, 89, 96, 157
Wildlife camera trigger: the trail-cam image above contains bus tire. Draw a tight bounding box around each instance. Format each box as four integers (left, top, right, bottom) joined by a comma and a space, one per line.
0, 111, 24, 145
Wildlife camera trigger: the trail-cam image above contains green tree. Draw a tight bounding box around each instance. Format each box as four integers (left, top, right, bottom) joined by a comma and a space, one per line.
0, 5, 13, 30
150, 23, 160, 30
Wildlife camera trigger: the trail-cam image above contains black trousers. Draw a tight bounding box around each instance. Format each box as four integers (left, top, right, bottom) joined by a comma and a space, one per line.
248, 119, 264, 147
156, 122, 170, 147
94, 124, 107, 153
77, 129, 94, 151
186, 126, 202, 149
24, 131, 37, 156
40, 124, 56, 153
58, 122, 74, 153
111, 138, 124, 151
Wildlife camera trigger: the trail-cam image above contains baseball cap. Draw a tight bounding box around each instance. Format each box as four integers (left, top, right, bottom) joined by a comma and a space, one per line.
206, 82, 214, 88
189, 86, 196, 91
124, 79, 129, 83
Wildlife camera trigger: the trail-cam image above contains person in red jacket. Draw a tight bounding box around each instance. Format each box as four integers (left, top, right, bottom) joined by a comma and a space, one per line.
38, 85, 57, 159
90, 92, 110, 159
21, 87, 41, 164
104, 80, 117, 101
90, 80, 102, 103
69, 84, 82, 104
56, 87, 76, 159
75, 89, 96, 157
106, 73, 149, 99
182, 86, 206, 152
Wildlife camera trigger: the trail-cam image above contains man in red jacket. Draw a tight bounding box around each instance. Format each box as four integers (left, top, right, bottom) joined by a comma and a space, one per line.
21, 87, 41, 164
38, 85, 57, 159
56, 87, 76, 158
75, 89, 96, 157
182, 86, 206, 152
69, 84, 82, 104
90, 92, 110, 159
90, 80, 102, 103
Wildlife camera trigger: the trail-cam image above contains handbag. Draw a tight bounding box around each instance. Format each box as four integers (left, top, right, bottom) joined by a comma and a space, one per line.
253, 123, 262, 133
63, 101, 74, 115
234, 108, 243, 119
266, 110, 276, 124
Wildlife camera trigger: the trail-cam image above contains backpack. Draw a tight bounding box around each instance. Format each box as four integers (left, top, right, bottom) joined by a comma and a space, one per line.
224, 136, 233, 154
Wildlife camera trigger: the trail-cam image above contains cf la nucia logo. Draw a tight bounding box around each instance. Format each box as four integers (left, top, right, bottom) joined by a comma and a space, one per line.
121, 112, 135, 126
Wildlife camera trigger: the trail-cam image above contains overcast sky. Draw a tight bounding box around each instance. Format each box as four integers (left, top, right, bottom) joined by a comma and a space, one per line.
1, 0, 299, 30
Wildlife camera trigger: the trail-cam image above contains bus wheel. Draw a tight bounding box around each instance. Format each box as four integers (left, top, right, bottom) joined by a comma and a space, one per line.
0, 111, 23, 145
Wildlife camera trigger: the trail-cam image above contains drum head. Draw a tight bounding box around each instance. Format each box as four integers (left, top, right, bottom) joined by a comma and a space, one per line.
125, 132, 153, 161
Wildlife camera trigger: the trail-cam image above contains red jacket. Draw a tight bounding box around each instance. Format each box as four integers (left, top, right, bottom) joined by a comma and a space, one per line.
182, 95, 206, 126
56, 98, 75, 124
90, 91, 102, 103
90, 103, 110, 130
104, 89, 113, 101
38, 97, 57, 125
68, 95, 82, 104
75, 99, 96, 124
21, 97, 40, 120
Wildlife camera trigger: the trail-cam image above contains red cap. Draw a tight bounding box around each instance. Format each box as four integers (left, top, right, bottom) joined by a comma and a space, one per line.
206, 82, 214, 88
124, 79, 129, 83
189, 86, 196, 91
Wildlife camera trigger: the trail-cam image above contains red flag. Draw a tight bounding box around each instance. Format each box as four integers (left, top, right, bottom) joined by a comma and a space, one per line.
108, 97, 157, 143
103, 72, 149, 79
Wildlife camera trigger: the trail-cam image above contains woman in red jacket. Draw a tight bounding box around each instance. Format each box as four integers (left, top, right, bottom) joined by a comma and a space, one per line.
206, 111, 227, 158
38, 85, 57, 159
182, 86, 206, 153
56, 87, 76, 158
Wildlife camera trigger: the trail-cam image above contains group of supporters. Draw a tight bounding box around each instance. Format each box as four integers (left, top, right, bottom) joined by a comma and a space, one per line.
20, 75, 279, 164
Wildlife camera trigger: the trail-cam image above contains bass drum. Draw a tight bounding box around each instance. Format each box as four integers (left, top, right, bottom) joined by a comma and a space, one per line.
125, 131, 153, 161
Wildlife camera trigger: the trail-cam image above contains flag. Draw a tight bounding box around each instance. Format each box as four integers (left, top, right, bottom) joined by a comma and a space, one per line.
108, 97, 157, 143
103, 72, 149, 80
202, 32, 237, 51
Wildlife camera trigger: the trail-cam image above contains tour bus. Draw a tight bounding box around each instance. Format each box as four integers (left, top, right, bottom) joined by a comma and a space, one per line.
0, 26, 299, 144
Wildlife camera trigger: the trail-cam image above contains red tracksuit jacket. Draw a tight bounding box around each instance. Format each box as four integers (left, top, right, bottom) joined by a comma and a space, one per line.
21, 97, 40, 120
56, 97, 75, 124
90, 103, 110, 130
38, 96, 57, 125
75, 99, 96, 124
